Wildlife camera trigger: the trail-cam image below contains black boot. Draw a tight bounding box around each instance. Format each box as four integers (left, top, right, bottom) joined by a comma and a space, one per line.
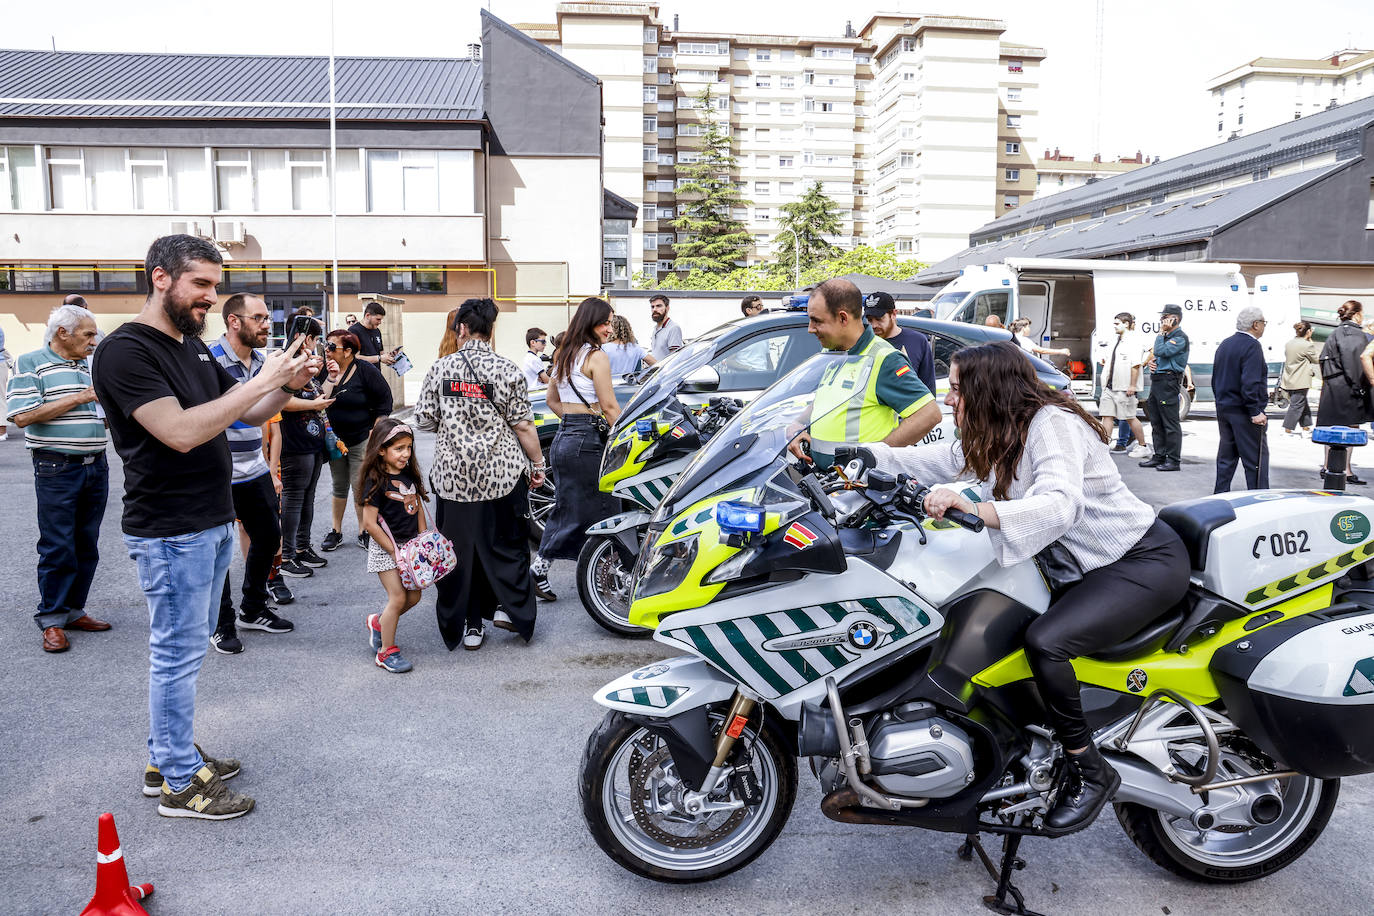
1138, 455, 1165, 468
1044, 744, 1121, 836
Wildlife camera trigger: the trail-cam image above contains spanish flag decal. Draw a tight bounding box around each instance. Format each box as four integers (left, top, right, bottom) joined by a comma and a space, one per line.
670, 426, 686, 439
895, 364, 911, 376
783, 522, 818, 549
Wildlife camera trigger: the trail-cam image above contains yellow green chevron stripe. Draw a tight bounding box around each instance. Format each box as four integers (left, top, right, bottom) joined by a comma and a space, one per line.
1245, 541, 1374, 605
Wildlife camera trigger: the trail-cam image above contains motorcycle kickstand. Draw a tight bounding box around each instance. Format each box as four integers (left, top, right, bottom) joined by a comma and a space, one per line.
980, 833, 1045, 916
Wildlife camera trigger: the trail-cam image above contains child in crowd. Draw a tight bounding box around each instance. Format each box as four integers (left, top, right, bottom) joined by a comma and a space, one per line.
358, 418, 428, 673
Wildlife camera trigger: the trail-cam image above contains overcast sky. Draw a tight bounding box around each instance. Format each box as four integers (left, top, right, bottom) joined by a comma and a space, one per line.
7, 0, 1374, 160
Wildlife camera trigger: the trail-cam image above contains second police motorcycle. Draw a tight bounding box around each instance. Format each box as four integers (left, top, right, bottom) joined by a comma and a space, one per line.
576, 350, 1374, 911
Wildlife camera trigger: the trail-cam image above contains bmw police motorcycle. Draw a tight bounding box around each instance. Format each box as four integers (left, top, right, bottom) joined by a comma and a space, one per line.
578, 352, 1374, 909
578, 350, 742, 636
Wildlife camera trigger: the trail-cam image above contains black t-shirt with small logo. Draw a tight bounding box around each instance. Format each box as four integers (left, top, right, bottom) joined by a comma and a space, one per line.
280, 383, 328, 456
366, 471, 422, 545
93, 322, 238, 537
348, 321, 384, 358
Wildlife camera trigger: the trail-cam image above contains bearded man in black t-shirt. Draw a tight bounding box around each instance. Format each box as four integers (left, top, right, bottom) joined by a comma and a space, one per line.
93, 234, 319, 821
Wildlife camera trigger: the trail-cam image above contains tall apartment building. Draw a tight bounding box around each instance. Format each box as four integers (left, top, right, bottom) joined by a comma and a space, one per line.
1208, 49, 1374, 140
519, 3, 1041, 283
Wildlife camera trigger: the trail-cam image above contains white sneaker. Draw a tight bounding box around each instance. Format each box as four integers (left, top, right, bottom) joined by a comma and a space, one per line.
462, 624, 485, 650
493, 608, 517, 632
1127, 444, 1151, 459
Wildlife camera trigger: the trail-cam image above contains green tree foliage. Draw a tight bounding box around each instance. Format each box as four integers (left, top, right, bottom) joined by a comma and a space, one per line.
670, 86, 751, 274
633, 244, 927, 291
773, 180, 841, 279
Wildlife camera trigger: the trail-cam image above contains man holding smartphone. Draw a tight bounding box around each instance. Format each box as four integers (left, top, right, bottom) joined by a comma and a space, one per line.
348, 302, 395, 367
206, 294, 296, 654
94, 235, 319, 819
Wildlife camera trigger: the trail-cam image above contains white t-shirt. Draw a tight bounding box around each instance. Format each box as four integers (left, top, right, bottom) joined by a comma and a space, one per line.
522, 351, 547, 390
1100, 331, 1145, 391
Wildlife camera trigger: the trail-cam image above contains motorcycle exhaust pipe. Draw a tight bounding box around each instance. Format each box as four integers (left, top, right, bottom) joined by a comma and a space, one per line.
824, 677, 927, 812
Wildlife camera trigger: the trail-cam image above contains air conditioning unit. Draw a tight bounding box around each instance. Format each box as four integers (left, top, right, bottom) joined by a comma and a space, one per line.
169, 219, 206, 238
212, 219, 246, 247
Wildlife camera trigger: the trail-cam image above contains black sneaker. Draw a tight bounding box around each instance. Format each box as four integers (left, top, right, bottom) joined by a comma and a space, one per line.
267, 577, 294, 606
297, 548, 328, 569
357, 532, 370, 550
211, 627, 243, 655
321, 529, 343, 552
239, 609, 294, 633
533, 572, 557, 601
278, 559, 313, 578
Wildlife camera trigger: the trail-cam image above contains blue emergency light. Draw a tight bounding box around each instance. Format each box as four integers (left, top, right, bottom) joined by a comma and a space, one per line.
636, 418, 656, 436
782, 294, 810, 311
716, 501, 766, 534
1313, 426, 1368, 446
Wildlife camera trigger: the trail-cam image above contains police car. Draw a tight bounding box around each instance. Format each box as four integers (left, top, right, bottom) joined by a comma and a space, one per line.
526, 310, 1069, 539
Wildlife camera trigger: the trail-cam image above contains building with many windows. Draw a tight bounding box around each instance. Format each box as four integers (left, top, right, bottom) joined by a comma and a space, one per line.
1032, 149, 1150, 200
1209, 48, 1374, 140
0, 11, 604, 398
519, 3, 1042, 281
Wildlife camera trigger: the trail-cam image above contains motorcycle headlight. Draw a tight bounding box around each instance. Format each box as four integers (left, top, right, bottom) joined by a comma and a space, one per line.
635, 533, 700, 599
600, 437, 634, 479
703, 544, 762, 585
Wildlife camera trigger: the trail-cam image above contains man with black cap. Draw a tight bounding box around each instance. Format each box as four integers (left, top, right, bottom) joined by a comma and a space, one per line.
864, 291, 937, 395
1140, 304, 1190, 472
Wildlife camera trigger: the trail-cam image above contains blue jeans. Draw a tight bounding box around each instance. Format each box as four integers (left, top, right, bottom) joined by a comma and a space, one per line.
124, 523, 235, 792
33, 451, 108, 630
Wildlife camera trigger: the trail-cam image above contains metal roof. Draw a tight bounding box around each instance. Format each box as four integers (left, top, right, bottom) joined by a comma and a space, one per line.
0, 48, 484, 120
917, 162, 1350, 283
974, 93, 1374, 242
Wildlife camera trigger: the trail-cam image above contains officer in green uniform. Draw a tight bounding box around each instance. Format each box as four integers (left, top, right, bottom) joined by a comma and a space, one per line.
788, 278, 941, 466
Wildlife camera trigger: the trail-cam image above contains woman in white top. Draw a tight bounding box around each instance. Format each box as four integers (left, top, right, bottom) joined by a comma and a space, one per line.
1010, 317, 1070, 360
530, 297, 622, 599
604, 315, 645, 376
869, 341, 1189, 837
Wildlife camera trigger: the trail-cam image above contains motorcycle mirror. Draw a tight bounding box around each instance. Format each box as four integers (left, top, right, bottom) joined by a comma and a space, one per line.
680, 365, 720, 393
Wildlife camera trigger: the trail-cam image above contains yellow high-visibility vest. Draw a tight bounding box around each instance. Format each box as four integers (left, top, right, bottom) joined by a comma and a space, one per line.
810, 334, 905, 463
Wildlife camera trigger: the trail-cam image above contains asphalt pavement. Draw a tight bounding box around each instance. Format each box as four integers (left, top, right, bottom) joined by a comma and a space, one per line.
0, 418, 1371, 915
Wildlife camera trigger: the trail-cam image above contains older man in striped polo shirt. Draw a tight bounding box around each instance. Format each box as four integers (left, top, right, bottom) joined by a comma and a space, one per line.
6, 300, 112, 653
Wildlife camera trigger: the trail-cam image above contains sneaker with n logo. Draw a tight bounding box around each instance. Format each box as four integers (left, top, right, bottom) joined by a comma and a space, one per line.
142, 743, 241, 797
157, 765, 255, 820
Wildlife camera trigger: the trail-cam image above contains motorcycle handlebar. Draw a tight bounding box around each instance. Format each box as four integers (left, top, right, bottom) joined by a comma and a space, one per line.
942, 506, 986, 533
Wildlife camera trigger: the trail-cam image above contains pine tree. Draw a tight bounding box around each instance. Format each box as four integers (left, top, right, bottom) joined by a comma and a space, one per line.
774, 180, 841, 282
671, 86, 751, 274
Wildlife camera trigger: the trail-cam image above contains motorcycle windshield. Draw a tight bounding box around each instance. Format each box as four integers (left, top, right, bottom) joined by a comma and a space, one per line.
653, 350, 862, 521
615, 337, 717, 431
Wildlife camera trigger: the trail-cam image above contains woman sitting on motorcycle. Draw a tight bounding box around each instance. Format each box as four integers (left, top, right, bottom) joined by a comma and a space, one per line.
866, 341, 1190, 835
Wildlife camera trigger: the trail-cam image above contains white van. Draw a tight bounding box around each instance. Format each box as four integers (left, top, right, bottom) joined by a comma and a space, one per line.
931, 258, 1300, 414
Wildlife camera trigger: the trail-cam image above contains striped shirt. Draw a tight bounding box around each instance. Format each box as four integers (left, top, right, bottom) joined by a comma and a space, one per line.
869, 406, 1154, 572
208, 335, 269, 483
4, 346, 107, 454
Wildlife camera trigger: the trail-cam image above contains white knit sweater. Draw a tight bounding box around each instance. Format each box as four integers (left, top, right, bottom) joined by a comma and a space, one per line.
868, 406, 1155, 571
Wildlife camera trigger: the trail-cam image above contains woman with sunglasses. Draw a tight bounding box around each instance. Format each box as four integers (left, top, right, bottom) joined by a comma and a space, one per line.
320, 329, 393, 552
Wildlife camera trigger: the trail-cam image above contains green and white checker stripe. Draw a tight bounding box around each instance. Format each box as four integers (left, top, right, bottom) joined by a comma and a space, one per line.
619, 475, 678, 511
604, 685, 690, 708
663, 597, 933, 698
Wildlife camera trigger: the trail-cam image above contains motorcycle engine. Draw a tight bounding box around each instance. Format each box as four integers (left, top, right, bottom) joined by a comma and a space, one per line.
866, 707, 976, 798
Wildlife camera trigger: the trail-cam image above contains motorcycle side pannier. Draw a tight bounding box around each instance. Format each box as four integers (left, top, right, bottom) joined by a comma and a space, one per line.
1211, 610, 1374, 779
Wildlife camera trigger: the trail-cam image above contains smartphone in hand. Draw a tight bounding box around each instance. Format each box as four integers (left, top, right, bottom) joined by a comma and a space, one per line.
287, 315, 322, 347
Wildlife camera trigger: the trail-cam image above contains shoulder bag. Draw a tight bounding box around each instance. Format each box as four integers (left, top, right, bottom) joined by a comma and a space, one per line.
378, 514, 456, 591
565, 350, 611, 443
1034, 540, 1084, 596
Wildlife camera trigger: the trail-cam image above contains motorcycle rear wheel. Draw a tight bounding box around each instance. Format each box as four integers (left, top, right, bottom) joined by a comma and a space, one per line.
1115, 773, 1339, 882
577, 535, 649, 638
579, 710, 797, 883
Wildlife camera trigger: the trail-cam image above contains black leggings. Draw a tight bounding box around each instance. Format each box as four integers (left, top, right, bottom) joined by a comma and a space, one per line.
1023, 520, 1190, 748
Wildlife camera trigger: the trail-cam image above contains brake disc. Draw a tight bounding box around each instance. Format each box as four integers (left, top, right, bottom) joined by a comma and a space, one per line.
628, 745, 746, 849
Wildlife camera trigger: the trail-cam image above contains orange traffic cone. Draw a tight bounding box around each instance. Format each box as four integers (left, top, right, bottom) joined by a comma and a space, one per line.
79, 812, 154, 915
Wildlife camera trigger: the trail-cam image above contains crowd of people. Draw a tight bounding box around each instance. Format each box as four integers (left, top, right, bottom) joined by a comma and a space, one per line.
4, 229, 1369, 827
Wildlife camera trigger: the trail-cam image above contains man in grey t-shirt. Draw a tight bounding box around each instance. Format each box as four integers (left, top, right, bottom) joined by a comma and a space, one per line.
645, 294, 684, 366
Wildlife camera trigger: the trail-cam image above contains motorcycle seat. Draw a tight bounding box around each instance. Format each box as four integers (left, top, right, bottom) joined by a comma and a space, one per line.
1157, 497, 1237, 571
1086, 606, 1187, 662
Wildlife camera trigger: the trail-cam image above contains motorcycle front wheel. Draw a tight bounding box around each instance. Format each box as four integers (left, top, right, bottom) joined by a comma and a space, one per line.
1116, 772, 1339, 882
576, 535, 649, 638
579, 710, 797, 883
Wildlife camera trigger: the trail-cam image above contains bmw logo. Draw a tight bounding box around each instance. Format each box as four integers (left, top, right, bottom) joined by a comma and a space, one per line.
847, 621, 878, 650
